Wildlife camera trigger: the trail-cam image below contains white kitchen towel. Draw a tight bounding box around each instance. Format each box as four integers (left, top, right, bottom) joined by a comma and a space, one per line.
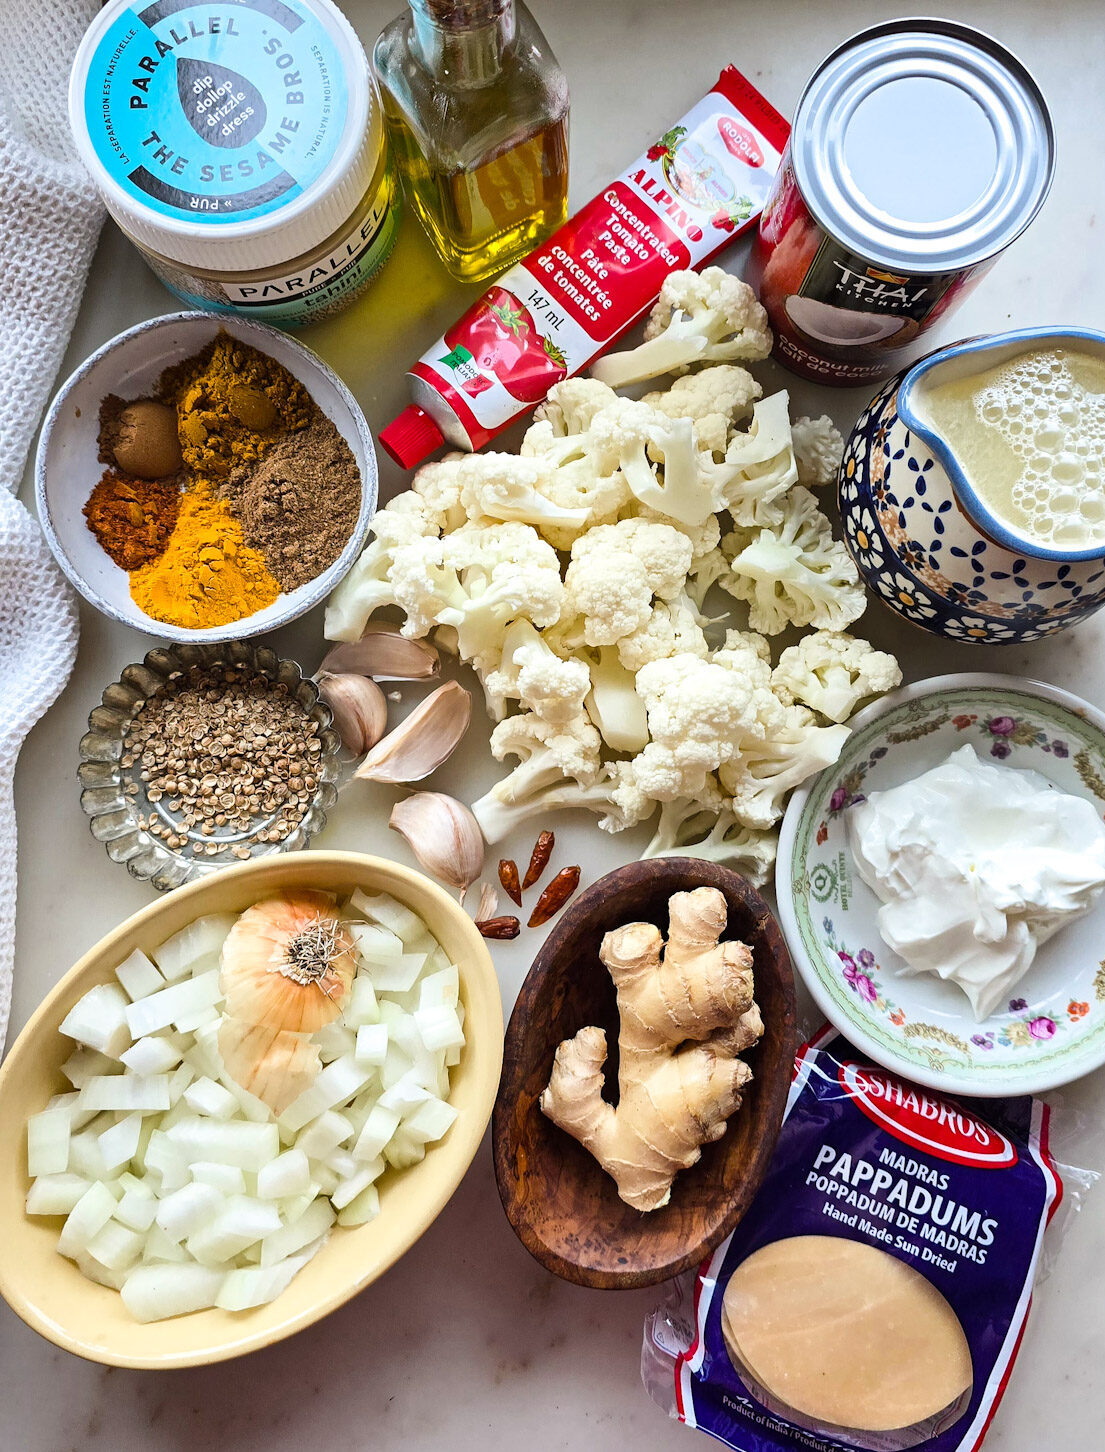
0, 0, 104, 1048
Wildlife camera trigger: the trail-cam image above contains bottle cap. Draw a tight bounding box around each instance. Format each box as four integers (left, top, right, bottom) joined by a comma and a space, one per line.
379, 406, 445, 469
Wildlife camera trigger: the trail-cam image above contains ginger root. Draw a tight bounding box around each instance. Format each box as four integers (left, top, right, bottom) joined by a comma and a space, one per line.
540, 886, 763, 1212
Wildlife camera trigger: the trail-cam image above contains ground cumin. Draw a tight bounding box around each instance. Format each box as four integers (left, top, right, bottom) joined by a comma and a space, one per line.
157, 332, 313, 478
129, 479, 280, 630
219, 413, 362, 592
83, 470, 181, 569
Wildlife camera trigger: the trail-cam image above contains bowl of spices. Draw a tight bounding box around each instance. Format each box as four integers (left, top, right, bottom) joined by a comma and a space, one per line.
36, 313, 376, 642
78, 641, 342, 890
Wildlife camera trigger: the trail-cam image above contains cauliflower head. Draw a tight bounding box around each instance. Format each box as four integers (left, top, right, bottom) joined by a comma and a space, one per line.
772, 630, 902, 723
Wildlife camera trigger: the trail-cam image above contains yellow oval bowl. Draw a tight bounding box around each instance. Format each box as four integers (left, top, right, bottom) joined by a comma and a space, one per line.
0, 852, 503, 1368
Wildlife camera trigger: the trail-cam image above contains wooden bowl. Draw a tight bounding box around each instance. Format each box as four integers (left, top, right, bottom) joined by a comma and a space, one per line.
493, 858, 797, 1289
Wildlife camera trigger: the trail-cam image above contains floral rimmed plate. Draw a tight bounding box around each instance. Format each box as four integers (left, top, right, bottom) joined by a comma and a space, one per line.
777, 673, 1105, 1097
78, 642, 341, 892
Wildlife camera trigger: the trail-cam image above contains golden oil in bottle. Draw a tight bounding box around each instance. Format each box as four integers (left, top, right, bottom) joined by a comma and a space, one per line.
374, 0, 570, 283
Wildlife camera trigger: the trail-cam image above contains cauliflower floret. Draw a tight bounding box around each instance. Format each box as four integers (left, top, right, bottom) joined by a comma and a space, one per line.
572, 518, 694, 602
630, 651, 770, 801
703, 391, 799, 529
534, 377, 619, 436
590, 267, 772, 388
481, 619, 591, 725
470, 758, 653, 844
324, 493, 439, 641
772, 630, 902, 723
616, 591, 708, 672
724, 487, 866, 635
719, 705, 850, 828
392, 522, 563, 670
584, 646, 650, 754
453, 452, 590, 536
583, 399, 715, 528
411, 454, 468, 533
519, 419, 633, 547
563, 518, 694, 646
792, 415, 845, 490
643, 364, 763, 457
643, 787, 778, 885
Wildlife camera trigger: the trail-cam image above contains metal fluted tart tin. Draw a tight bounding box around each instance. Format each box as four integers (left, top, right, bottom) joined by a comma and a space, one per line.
78, 642, 341, 892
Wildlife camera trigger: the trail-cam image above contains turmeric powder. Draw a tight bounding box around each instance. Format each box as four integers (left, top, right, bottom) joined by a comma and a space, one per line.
158, 332, 312, 477
130, 480, 280, 630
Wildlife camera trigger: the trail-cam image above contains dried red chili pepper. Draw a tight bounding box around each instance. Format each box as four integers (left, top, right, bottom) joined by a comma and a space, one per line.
522, 830, 555, 890
498, 859, 523, 906
477, 915, 521, 940
528, 865, 580, 927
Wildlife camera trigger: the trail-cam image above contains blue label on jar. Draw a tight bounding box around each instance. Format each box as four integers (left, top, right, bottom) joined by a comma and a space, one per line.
84, 0, 349, 225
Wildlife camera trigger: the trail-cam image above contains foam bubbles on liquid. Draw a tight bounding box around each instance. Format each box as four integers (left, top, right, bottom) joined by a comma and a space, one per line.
973, 349, 1105, 546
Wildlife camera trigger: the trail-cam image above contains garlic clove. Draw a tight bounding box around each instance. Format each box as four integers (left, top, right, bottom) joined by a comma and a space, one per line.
389, 792, 485, 900
321, 624, 440, 681
317, 672, 388, 755
472, 882, 499, 924
355, 680, 471, 784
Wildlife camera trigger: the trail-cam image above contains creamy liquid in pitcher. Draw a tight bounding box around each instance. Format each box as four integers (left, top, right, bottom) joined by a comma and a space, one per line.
919, 346, 1105, 549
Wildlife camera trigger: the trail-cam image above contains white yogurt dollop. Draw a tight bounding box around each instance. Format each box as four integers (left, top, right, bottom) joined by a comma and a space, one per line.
848, 744, 1105, 1020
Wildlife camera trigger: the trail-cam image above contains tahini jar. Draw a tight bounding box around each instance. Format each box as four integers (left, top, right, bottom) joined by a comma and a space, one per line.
69, 0, 399, 327
748, 20, 1055, 385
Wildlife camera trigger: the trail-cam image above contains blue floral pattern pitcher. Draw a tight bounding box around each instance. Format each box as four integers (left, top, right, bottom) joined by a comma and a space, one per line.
838, 328, 1105, 643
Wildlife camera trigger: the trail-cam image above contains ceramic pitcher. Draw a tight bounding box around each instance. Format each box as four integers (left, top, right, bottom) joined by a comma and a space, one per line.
837, 327, 1105, 643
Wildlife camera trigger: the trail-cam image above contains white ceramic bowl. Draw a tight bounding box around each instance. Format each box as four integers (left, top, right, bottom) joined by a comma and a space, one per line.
35, 313, 377, 643
777, 673, 1105, 1096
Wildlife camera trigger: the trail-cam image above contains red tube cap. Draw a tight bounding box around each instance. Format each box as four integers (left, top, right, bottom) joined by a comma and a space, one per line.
379, 405, 445, 469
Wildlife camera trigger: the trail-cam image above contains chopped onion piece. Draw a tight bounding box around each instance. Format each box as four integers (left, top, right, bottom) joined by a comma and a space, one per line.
279, 1055, 373, 1132
326, 1148, 358, 1179
26, 1173, 92, 1217
260, 1198, 334, 1267
349, 890, 425, 942
27, 1106, 71, 1177
143, 1131, 191, 1192
187, 1196, 282, 1264
151, 914, 236, 983
353, 1104, 400, 1162
62, 1046, 124, 1088
345, 976, 379, 1027
156, 1181, 225, 1242
314, 1022, 358, 1063
115, 950, 165, 1002
348, 921, 405, 962
79, 1074, 171, 1114
121, 1035, 182, 1076
174, 1004, 222, 1034
294, 1111, 353, 1160
404, 1096, 458, 1144
384, 1132, 426, 1171
165, 1117, 280, 1171
98, 1113, 144, 1171
215, 1249, 314, 1312
331, 1163, 380, 1211
122, 1263, 223, 1322
77, 1251, 127, 1290
184, 1022, 224, 1081
191, 1162, 247, 1195
257, 1148, 311, 1200
183, 1076, 239, 1121
142, 1224, 189, 1265
418, 965, 460, 1011
86, 1220, 145, 1272
414, 1005, 465, 1054
354, 1023, 388, 1066
124, 970, 223, 1039
337, 1182, 380, 1227
367, 953, 426, 994
114, 1187, 158, 1232
168, 1061, 197, 1104
59, 985, 131, 1059
58, 1181, 118, 1258
67, 1130, 113, 1183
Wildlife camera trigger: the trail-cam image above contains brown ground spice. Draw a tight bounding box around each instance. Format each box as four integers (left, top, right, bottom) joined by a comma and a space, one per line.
83, 470, 182, 569
157, 332, 313, 478
219, 413, 361, 592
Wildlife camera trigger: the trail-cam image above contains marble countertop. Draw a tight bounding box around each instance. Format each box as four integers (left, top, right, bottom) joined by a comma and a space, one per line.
4, 0, 1105, 1446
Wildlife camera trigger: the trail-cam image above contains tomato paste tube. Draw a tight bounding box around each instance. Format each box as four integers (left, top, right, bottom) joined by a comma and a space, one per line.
379, 67, 789, 469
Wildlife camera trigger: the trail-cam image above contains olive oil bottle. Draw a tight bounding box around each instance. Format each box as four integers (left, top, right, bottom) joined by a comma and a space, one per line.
374, 0, 569, 283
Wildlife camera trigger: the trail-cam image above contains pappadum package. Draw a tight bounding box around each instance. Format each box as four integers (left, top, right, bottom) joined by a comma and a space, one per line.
643, 1028, 1089, 1452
